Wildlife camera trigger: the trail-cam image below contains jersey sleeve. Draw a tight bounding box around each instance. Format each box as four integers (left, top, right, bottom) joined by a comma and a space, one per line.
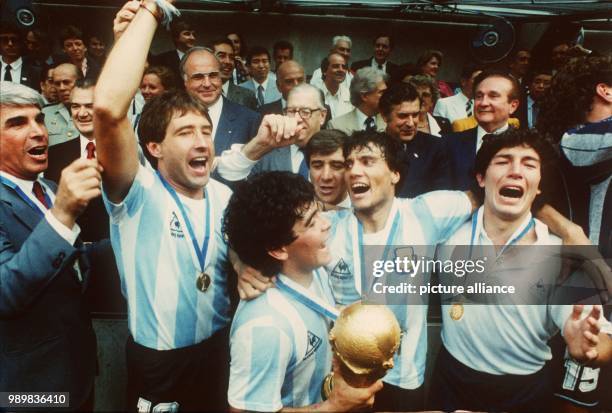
102, 165, 153, 224
228, 319, 293, 412
410, 190, 472, 243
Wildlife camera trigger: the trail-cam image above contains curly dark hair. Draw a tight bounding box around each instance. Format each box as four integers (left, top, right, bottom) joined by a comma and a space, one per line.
223, 172, 316, 277
536, 55, 612, 142
474, 128, 557, 210
343, 131, 402, 176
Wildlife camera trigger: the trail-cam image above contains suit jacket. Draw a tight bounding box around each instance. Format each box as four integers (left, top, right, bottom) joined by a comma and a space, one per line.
44, 139, 125, 315
227, 82, 258, 111
396, 131, 452, 197
327, 108, 386, 136
151, 49, 182, 84
351, 57, 399, 79
43, 103, 80, 146
0, 177, 97, 408
445, 127, 479, 191
215, 98, 261, 155
239, 73, 282, 105
17, 58, 42, 90
433, 115, 452, 136
53, 55, 101, 82
251, 145, 293, 175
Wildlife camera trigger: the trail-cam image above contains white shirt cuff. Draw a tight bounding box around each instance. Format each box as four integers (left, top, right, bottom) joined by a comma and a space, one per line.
44, 210, 81, 245
216, 144, 258, 181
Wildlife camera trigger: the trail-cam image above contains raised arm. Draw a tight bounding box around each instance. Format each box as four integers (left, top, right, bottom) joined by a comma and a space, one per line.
94, 0, 168, 202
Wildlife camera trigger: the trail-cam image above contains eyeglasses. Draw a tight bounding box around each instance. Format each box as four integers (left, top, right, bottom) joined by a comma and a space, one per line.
284, 107, 322, 119
187, 71, 221, 83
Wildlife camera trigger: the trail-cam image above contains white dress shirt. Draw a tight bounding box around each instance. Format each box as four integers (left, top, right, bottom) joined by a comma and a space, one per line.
321, 83, 353, 119
433, 91, 471, 124
1, 56, 22, 83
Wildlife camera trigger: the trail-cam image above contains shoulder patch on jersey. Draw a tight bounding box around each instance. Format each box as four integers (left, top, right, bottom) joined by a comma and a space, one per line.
304, 330, 323, 360
331, 258, 352, 280
169, 211, 184, 238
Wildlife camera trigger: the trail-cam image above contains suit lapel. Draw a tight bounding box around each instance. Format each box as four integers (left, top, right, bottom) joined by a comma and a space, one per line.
215, 98, 237, 154
1, 182, 43, 231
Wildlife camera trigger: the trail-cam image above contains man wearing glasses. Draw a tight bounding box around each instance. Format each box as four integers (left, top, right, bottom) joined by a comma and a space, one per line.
181, 47, 260, 155
216, 83, 328, 181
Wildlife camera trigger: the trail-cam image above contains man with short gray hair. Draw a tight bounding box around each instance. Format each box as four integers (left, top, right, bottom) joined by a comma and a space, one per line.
327, 67, 388, 135
0, 81, 101, 410
43, 62, 81, 146
310, 35, 353, 91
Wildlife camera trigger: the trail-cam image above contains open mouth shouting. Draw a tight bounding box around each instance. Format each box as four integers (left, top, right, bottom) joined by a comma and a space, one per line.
498, 184, 524, 203
350, 182, 370, 198
26, 145, 48, 162
188, 155, 209, 176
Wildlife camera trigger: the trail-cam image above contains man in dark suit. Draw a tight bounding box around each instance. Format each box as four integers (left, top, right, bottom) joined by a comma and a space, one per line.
445, 70, 520, 190
182, 47, 260, 155
44, 80, 124, 315
211, 37, 258, 110
0, 81, 101, 410
516, 67, 552, 130
57, 25, 101, 81
152, 19, 196, 84
351, 35, 399, 81
0, 24, 41, 90
380, 83, 451, 197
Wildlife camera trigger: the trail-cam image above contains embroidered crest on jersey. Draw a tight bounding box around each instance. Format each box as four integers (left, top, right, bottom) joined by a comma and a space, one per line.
331, 258, 352, 280
169, 212, 184, 239
304, 331, 322, 360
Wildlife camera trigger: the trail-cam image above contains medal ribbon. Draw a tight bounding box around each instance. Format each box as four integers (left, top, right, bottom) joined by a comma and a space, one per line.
468, 208, 535, 259
352, 200, 401, 295
275, 270, 340, 321
0, 176, 53, 217
156, 171, 211, 273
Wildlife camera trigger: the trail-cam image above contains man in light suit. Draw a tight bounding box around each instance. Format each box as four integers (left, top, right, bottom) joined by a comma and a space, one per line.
43, 63, 80, 146
211, 37, 258, 110
239, 46, 282, 108
0, 81, 101, 410
182, 47, 261, 155
216, 83, 327, 181
327, 67, 387, 135
0, 24, 41, 90
445, 69, 520, 191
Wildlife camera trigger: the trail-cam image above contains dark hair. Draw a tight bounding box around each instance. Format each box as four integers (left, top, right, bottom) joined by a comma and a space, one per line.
474, 128, 557, 210
225, 32, 246, 55
170, 19, 193, 41
209, 37, 234, 51
246, 46, 270, 65
379, 82, 421, 118
223, 172, 316, 277
343, 131, 402, 176
374, 34, 394, 50
0, 23, 22, 37
73, 78, 95, 89
143, 65, 176, 90
138, 90, 211, 167
303, 129, 348, 165
536, 55, 612, 142
320, 52, 345, 76
524, 65, 553, 85
60, 25, 84, 44
416, 50, 443, 72
273, 40, 294, 56
472, 69, 521, 101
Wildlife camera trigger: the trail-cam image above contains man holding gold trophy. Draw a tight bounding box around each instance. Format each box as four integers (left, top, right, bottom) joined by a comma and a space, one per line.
224, 171, 402, 411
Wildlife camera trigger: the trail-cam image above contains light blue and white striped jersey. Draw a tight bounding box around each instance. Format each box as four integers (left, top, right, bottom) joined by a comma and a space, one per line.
103, 165, 232, 350
440, 207, 574, 375
228, 270, 334, 412
324, 191, 472, 389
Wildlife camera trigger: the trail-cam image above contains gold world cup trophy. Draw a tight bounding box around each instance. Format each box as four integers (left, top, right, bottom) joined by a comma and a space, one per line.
321, 302, 402, 399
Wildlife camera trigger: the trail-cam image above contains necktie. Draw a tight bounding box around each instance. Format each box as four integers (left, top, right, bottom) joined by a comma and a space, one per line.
532, 102, 539, 127
32, 181, 49, 209
4, 64, 12, 81
86, 141, 96, 159
465, 99, 473, 117
377, 64, 383, 71
257, 85, 265, 107
297, 157, 309, 180
365, 117, 376, 132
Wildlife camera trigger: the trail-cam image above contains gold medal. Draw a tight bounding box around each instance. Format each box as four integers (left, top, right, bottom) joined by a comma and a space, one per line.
450, 303, 464, 321
320, 372, 334, 401
196, 272, 211, 292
